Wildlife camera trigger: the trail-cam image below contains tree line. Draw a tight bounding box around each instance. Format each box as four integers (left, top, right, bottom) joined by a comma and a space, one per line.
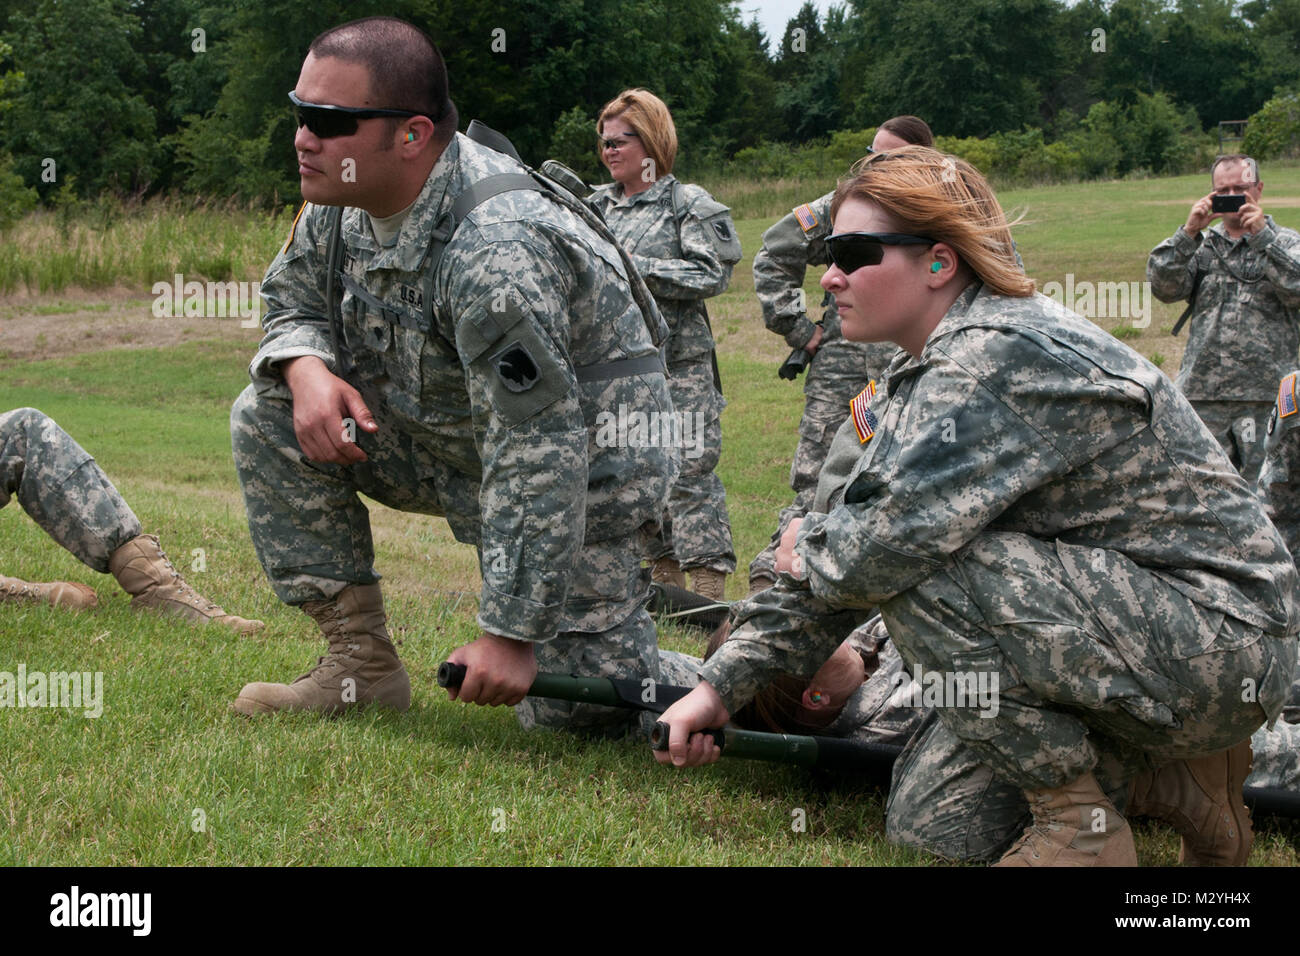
5, 0, 1300, 212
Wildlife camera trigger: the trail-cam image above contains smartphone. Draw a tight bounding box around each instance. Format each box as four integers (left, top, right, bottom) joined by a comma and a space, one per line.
1212, 194, 1246, 213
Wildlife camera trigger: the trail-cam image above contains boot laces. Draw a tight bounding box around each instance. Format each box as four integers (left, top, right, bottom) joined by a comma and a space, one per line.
155, 547, 220, 612
1007, 794, 1063, 859
0, 580, 38, 599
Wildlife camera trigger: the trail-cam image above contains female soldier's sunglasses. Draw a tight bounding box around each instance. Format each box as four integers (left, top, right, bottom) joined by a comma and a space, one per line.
825, 232, 936, 274
289, 91, 430, 139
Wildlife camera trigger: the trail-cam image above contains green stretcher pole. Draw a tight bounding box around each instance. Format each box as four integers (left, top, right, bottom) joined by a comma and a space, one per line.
649, 719, 902, 773
436, 661, 695, 713
439, 661, 1300, 817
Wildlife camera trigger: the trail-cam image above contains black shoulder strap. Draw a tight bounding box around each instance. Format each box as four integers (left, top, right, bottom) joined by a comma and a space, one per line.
324, 205, 347, 372
1171, 266, 1205, 337
445, 122, 669, 353
326, 123, 668, 375
465, 119, 522, 163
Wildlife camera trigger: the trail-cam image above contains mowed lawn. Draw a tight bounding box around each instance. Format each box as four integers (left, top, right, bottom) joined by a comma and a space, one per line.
1, 168, 1299, 865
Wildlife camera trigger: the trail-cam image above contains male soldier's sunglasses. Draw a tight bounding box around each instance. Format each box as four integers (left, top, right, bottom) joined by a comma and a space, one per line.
289, 91, 430, 139
825, 232, 936, 274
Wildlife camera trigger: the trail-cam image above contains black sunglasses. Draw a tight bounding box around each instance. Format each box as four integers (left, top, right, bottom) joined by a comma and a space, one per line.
600, 131, 640, 151
825, 232, 936, 273
289, 91, 429, 139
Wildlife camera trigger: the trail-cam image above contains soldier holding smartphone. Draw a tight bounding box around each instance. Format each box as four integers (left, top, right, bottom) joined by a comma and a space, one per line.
1148, 154, 1300, 483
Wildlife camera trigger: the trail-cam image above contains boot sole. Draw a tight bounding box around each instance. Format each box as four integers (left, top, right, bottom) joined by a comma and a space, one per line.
230, 673, 411, 717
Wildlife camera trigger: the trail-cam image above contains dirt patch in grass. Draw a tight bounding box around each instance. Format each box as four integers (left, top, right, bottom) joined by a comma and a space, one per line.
1141, 196, 1300, 207
0, 288, 264, 368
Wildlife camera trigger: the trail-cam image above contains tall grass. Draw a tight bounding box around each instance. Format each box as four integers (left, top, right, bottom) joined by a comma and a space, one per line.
0, 197, 293, 296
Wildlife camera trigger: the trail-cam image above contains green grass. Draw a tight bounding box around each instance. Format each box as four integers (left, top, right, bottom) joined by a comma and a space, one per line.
3, 171, 1300, 865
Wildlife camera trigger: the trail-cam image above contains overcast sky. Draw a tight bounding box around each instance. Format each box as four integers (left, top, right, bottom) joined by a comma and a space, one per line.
738, 0, 835, 52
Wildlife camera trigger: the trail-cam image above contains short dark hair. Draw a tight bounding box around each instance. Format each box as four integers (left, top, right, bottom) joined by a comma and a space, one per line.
1211, 153, 1260, 185
879, 115, 934, 148
310, 17, 458, 138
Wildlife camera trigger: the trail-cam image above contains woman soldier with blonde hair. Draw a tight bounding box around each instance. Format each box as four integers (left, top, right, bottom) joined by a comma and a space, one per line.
588, 89, 741, 601
654, 147, 1297, 867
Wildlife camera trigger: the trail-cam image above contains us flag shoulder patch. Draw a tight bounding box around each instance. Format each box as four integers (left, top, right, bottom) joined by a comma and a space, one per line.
850, 380, 878, 444
794, 203, 819, 233
1280, 372, 1299, 419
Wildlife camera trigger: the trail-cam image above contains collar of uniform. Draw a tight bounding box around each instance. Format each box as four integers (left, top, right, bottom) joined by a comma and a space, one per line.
613, 173, 677, 207
366, 135, 463, 273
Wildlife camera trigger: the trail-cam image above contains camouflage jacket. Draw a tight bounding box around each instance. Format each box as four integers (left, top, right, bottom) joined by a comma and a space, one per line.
588, 175, 740, 367
702, 283, 1299, 712
753, 191, 896, 400
249, 133, 677, 643
1261, 369, 1300, 560
1148, 217, 1300, 401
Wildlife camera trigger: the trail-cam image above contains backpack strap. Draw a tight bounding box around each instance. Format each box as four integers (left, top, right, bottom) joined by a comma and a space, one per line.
326, 124, 669, 383
1171, 266, 1205, 337
324, 205, 348, 373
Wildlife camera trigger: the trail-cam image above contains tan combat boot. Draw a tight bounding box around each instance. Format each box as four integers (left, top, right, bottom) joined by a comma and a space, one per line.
651, 556, 686, 589
995, 771, 1138, 867
231, 584, 410, 716
1127, 739, 1254, 866
747, 574, 776, 597
109, 534, 264, 634
0, 575, 97, 610
691, 567, 727, 602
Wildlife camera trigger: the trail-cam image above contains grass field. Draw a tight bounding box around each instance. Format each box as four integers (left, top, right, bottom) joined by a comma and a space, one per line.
2, 170, 1299, 865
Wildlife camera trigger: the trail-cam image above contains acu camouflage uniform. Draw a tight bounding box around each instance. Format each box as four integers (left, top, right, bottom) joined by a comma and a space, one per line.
232, 133, 678, 735
1248, 370, 1300, 789
1147, 216, 1300, 484
702, 283, 1298, 861
748, 192, 897, 584
1, 407, 141, 571
588, 175, 741, 573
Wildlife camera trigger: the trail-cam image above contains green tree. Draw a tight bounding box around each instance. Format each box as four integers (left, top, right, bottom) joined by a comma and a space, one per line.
1, 0, 159, 197
844, 0, 1064, 138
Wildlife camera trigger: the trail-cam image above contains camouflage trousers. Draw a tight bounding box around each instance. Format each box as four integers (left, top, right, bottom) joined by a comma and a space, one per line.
231, 384, 660, 735
1249, 718, 1300, 790
748, 395, 849, 584
0, 407, 140, 573
881, 531, 1294, 861
650, 358, 735, 573
517, 603, 661, 738
1191, 399, 1273, 485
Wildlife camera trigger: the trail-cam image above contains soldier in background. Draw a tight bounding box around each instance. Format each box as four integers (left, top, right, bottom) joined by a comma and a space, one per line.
747, 115, 933, 593
230, 18, 676, 735
1148, 154, 1300, 484
589, 89, 742, 601
0, 406, 263, 632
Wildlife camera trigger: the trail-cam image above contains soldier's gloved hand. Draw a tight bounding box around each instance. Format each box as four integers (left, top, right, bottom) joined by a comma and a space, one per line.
653, 683, 729, 767
282, 355, 378, 465
445, 632, 537, 707
1185, 192, 1216, 234
804, 323, 824, 358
